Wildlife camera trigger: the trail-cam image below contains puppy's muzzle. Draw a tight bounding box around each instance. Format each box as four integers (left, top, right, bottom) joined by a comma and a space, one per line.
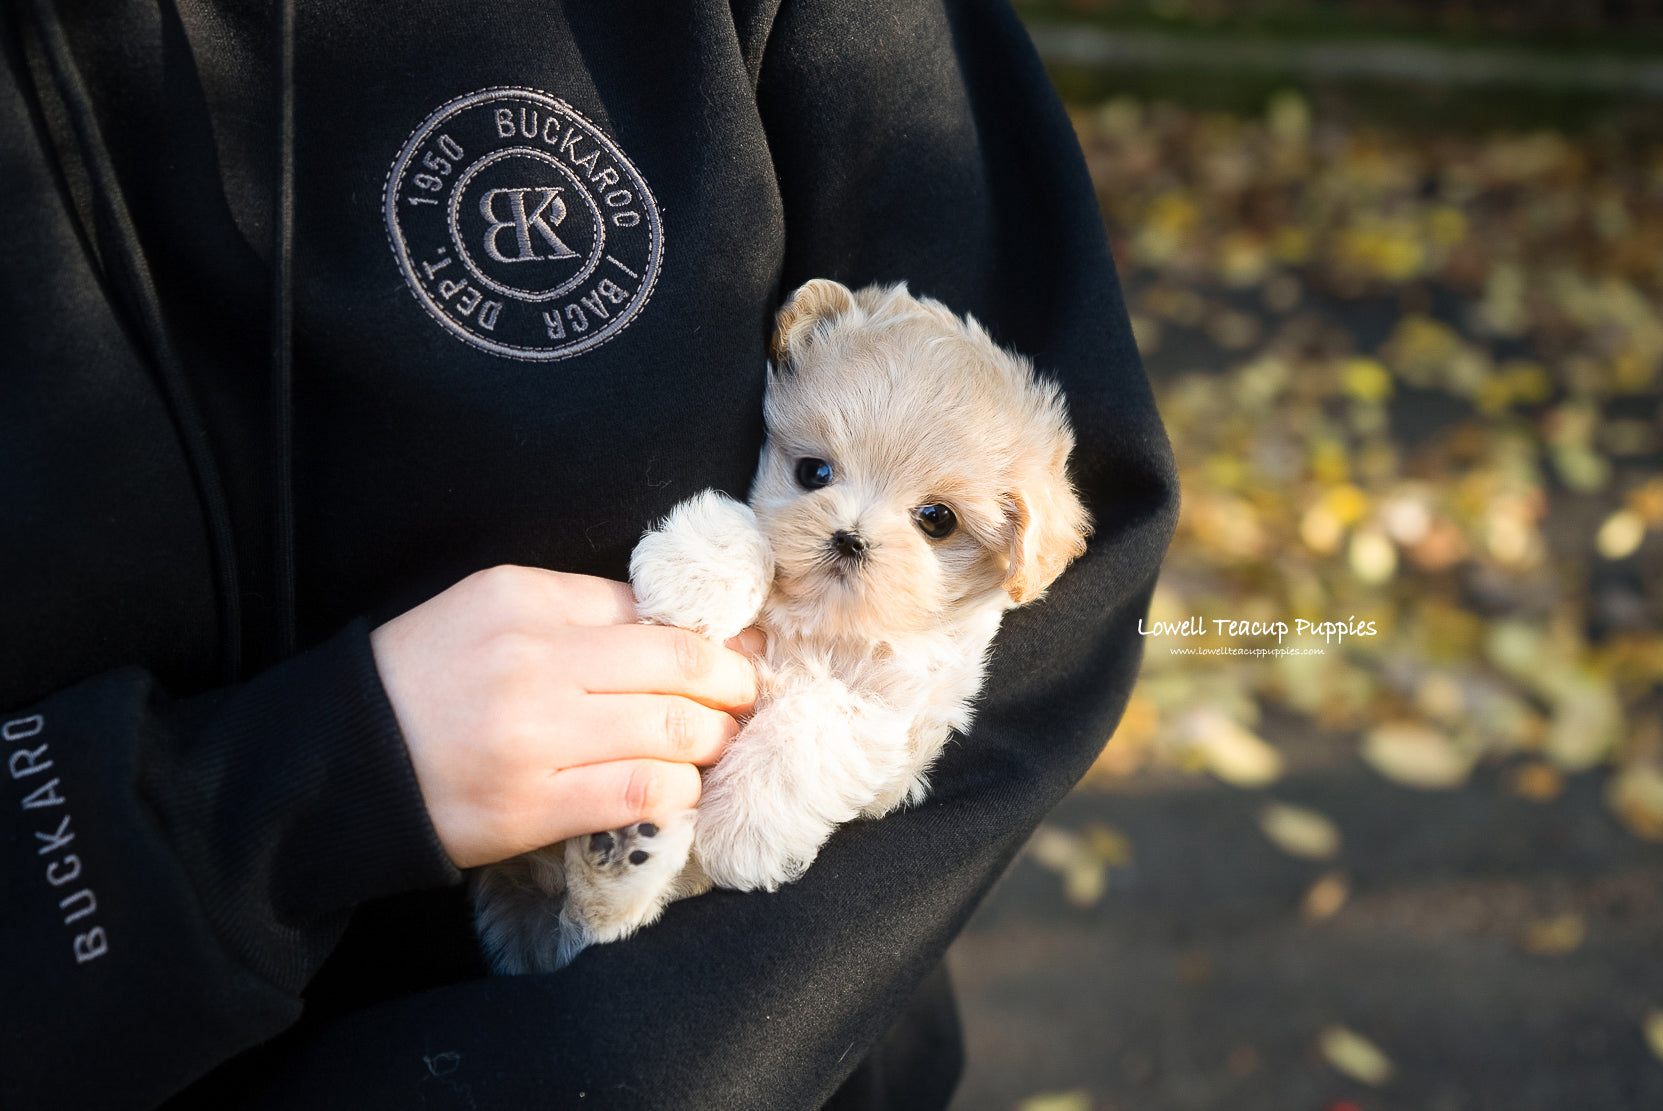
829, 529, 869, 562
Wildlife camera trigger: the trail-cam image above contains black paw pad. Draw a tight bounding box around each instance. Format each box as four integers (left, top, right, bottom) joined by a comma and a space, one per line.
638, 823, 658, 838
589, 832, 615, 854
628, 850, 650, 865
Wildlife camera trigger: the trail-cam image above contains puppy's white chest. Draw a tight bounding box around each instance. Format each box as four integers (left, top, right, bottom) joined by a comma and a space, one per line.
758, 614, 999, 734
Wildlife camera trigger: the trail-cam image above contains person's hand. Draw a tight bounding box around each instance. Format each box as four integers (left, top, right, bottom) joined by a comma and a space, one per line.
371, 565, 760, 869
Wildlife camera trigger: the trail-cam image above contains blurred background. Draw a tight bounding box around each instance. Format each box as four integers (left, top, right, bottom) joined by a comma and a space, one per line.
946, 3, 1663, 1109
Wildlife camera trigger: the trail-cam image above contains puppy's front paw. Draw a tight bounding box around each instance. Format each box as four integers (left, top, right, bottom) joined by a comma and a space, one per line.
576, 819, 682, 882
556, 810, 698, 965
631, 491, 773, 642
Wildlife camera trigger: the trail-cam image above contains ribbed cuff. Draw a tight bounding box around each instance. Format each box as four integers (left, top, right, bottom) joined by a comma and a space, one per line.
157, 620, 462, 992
260, 619, 462, 916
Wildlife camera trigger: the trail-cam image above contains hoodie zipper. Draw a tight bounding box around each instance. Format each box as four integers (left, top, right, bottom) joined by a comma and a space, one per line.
270, 0, 297, 660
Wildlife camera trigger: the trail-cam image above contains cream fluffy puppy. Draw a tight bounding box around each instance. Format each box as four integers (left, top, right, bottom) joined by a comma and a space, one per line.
474, 279, 1091, 973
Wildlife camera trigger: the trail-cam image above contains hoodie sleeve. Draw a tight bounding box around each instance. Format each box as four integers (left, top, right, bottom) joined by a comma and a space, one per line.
184, 2, 1176, 1109
0, 622, 461, 1111
0, 12, 462, 1105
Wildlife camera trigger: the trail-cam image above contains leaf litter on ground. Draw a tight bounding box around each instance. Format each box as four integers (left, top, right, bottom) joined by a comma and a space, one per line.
1067, 88, 1663, 860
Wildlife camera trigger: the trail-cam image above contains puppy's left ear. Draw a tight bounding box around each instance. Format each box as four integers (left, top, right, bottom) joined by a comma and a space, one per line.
770, 278, 856, 365
1003, 446, 1092, 605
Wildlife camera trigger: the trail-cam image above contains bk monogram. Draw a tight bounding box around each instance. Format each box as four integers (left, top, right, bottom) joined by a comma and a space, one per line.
480, 187, 579, 263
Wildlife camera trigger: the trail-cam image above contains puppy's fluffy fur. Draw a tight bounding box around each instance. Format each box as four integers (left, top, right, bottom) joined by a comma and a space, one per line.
474, 279, 1091, 973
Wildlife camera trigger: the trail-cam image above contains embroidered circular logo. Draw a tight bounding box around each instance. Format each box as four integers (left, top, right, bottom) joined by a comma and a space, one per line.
385, 88, 663, 361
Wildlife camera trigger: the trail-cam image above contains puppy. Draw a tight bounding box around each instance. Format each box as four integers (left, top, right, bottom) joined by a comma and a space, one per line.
474, 279, 1091, 973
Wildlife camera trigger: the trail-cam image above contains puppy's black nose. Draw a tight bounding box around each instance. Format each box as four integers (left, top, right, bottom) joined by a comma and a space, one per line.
831, 529, 868, 559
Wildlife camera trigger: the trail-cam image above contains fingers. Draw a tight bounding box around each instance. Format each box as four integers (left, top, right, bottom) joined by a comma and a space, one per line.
725, 626, 766, 657
568, 694, 739, 767
572, 624, 758, 712
382, 565, 762, 868
463, 569, 757, 711
527, 759, 702, 858
483, 565, 639, 627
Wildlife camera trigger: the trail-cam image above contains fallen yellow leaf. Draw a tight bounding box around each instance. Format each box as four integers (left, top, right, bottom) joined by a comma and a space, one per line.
1349, 527, 1398, 585
1553, 444, 1611, 494
1259, 802, 1342, 860
1016, 1090, 1092, 1111
1644, 1011, 1663, 1062
1362, 722, 1476, 790
1028, 824, 1121, 907
1626, 477, 1663, 527
1380, 489, 1433, 545
1596, 509, 1646, 560
1184, 707, 1285, 788
1341, 358, 1393, 404
1606, 765, 1663, 841
1520, 913, 1586, 957
1267, 89, 1310, 142
1546, 674, 1623, 772
1301, 871, 1350, 922
1084, 823, 1135, 868
1063, 859, 1106, 908
1507, 762, 1565, 803
1300, 504, 1346, 555
1318, 1024, 1394, 1086
1028, 825, 1081, 872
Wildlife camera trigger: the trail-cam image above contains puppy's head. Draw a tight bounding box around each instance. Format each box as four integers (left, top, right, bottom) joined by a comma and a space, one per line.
752, 278, 1092, 641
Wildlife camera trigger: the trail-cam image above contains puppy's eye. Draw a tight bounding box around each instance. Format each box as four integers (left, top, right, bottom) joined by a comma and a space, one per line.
795, 457, 834, 490
912, 503, 957, 540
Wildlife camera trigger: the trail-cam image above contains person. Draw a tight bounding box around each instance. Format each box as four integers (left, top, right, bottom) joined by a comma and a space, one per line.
0, 0, 1176, 1108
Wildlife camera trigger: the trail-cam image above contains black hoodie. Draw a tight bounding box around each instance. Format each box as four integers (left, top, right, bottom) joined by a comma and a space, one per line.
0, 1, 1176, 1108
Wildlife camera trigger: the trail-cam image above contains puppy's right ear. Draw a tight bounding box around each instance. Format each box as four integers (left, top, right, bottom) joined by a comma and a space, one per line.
1002, 440, 1093, 606
770, 278, 856, 365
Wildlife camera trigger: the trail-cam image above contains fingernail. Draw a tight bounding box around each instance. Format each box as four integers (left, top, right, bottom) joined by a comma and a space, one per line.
727, 627, 766, 657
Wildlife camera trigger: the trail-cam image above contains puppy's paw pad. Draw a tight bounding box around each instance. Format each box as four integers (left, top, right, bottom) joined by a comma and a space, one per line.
578, 818, 685, 876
